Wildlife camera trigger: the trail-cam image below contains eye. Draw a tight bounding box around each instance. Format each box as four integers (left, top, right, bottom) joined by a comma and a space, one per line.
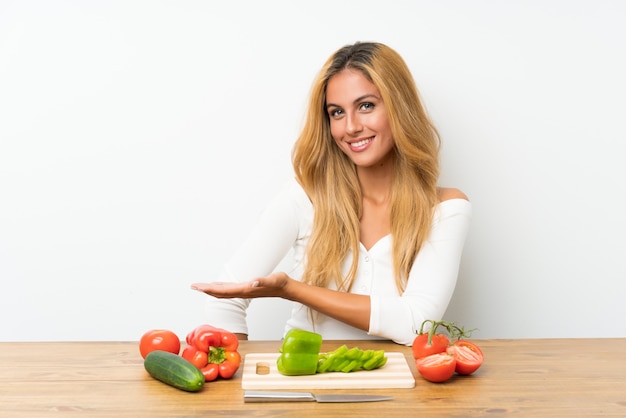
359, 102, 375, 111
328, 108, 344, 118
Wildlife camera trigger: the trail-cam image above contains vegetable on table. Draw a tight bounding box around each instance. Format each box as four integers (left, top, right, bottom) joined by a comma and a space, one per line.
412, 319, 484, 382
446, 340, 484, 375
275, 328, 388, 376
317, 345, 387, 373
412, 327, 450, 361
415, 352, 456, 383
139, 329, 181, 359
276, 328, 323, 376
181, 324, 241, 381
144, 350, 205, 392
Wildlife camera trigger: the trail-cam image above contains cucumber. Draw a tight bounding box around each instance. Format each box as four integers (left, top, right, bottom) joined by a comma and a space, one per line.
144, 350, 205, 392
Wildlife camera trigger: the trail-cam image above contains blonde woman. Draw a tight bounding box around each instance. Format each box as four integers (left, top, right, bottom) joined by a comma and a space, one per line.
192, 42, 471, 346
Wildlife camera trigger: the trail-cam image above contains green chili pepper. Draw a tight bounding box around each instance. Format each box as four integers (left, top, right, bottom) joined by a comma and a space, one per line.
276, 329, 323, 376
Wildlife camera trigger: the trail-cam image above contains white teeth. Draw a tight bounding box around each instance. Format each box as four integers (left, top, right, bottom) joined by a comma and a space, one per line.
351, 137, 372, 147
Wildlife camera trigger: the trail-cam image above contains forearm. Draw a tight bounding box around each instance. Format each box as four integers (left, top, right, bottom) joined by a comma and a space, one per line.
192, 272, 372, 333
286, 280, 371, 332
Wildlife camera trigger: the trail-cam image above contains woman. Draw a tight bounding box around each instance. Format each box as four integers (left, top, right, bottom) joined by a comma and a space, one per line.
191, 42, 471, 346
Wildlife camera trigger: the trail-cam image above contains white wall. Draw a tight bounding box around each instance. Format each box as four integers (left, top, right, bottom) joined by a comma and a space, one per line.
1, 0, 625, 342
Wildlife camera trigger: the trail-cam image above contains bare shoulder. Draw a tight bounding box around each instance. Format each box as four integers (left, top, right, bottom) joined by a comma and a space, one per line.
438, 187, 469, 202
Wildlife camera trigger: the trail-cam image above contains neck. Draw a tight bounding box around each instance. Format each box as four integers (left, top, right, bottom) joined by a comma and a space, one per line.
357, 159, 394, 204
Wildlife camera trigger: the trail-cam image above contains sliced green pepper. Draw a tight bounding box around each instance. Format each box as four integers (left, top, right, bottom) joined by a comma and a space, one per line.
317, 344, 388, 373
276, 329, 323, 376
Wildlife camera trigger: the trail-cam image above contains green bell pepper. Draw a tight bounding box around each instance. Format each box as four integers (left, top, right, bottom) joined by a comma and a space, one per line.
276, 329, 323, 376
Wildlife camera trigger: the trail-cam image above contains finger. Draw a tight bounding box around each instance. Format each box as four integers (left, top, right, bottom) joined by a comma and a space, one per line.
190, 282, 217, 291
191, 282, 231, 290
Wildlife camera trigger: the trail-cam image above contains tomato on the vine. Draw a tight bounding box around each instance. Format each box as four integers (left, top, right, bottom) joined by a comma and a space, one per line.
446, 340, 484, 375
416, 353, 456, 383
139, 329, 181, 359
412, 319, 484, 382
412, 332, 450, 360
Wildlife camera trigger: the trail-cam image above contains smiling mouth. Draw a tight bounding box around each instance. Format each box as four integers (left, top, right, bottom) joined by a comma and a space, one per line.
349, 137, 374, 148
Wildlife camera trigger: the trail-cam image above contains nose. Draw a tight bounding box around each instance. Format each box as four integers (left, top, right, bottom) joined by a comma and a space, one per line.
345, 112, 363, 135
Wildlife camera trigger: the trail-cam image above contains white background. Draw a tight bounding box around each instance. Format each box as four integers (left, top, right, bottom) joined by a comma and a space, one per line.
1, 0, 625, 342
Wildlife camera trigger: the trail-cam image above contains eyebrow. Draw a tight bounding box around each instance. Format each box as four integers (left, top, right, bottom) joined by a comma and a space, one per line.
326, 93, 380, 110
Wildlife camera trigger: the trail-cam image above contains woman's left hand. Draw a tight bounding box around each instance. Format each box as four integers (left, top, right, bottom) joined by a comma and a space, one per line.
191, 272, 291, 299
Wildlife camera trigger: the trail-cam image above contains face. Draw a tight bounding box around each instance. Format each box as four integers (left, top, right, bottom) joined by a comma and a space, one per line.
325, 69, 394, 169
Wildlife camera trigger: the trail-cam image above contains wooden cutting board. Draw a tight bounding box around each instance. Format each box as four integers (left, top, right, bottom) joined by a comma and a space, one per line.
241, 352, 415, 390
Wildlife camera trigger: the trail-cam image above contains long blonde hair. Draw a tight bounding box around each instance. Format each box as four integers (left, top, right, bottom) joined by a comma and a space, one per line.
292, 42, 440, 294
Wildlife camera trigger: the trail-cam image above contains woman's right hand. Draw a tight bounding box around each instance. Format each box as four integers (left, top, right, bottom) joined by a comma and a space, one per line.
191, 272, 292, 300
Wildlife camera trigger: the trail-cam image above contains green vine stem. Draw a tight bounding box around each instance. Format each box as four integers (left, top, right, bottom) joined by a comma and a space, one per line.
418, 319, 477, 345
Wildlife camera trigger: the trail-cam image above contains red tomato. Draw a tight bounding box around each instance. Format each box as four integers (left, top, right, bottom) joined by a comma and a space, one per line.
416, 353, 456, 383
139, 329, 181, 359
446, 340, 484, 375
412, 333, 450, 360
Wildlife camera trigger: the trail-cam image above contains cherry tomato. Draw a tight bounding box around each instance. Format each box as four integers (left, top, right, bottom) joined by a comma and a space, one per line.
446, 340, 484, 375
416, 353, 456, 383
139, 329, 181, 359
412, 332, 450, 360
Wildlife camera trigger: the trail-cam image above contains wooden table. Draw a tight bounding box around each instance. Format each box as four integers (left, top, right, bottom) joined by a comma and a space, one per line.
1, 338, 625, 417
